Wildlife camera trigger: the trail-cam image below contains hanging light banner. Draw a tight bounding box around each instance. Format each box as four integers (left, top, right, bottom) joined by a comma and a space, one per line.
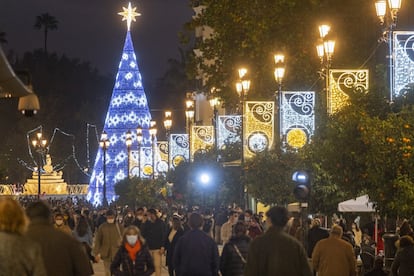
130, 150, 140, 178
191, 126, 214, 159
393, 31, 414, 99
140, 147, 153, 178
244, 101, 274, 160
328, 69, 369, 114
280, 91, 315, 149
217, 115, 242, 150
157, 141, 168, 174
169, 134, 189, 169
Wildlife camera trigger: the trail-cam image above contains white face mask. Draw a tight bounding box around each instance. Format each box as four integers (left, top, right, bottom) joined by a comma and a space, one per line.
245, 217, 251, 222
55, 219, 64, 226
137, 215, 143, 220
126, 235, 138, 245
107, 218, 115, 224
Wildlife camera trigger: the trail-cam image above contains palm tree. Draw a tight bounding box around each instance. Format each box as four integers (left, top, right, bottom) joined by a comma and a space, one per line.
0, 31, 7, 45
34, 13, 58, 53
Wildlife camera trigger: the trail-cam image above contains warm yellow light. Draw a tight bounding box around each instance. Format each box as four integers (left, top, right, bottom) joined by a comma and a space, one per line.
118, 2, 141, 31
126, 138, 132, 147
41, 140, 47, 147
126, 130, 132, 139
241, 80, 251, 93
388, 0, 402, 10
375, 0, 387, 21
274, 68, 285, 83
137, 127, 143, 144
324, 40, 336, 57
165, 111, 172, 118
185, 99, 194, 109
316, 44, 325, 59
238, 68, 247, 79
185, 109, 195, 120
274, 54, 285, 64
236, 82, 243, 97
101, 131, 108, 141
32, 140, 38, 147
209, 97, 219, 108
150, 120, 156, 128
36, 132, 42, 140
318, 24, 331, 39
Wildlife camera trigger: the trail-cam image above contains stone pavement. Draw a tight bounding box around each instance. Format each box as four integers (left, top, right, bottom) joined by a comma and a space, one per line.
92, 261, 169, 276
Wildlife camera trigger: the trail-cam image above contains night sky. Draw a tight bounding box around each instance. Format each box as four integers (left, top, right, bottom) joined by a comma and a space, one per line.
0, 0, 192, 93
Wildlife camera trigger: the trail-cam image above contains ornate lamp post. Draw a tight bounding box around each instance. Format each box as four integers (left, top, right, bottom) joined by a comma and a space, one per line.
375, 0, 403, 102
99, 131, 110, 206
136, 127, 143, 178
149, 121, 157, 179
274, 53, 286, 148
163, 111, 172, 170
31, 132, 47, 199
316, 24, 335, 113
185, 98, 195, 163
235, 68, 250, 209
125, 130, 132, 179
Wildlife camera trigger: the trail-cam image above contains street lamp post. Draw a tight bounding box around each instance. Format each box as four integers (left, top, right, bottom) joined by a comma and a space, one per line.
31, 132, 47, 199
375, 0, 403, 102
185, 98, 195, 163
316, 24, 335, 113
149, 121, 157, 180
100, 131, 110, 206
236, 68, 250, 209
163, 111, 172, 171
274, 54, 286, 148
125, 130, 132, 180
136, 127, 143, 178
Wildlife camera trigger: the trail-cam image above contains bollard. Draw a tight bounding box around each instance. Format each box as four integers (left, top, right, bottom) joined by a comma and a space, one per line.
382, 232, 399, 270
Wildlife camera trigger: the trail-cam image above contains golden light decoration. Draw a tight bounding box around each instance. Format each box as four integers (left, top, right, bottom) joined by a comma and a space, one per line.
244, 101, 274, 159
143, 164, 153, 176
118, 2, 141, 31
286, 129, 308, 149
191, 126, 214, 159
173, 155, 185, 167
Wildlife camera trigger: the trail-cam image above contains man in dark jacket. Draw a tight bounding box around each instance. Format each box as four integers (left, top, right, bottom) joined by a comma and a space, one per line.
245, 206, 312, 276
25, 201, 93, 276
174, 212, 220, 276
141, 208, 166, 276
307, 218, 329, 258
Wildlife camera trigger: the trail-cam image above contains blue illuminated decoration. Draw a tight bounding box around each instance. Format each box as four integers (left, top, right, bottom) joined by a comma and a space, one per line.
169, 134, 189, 169
393, 31, 414, 98
280, 91, 315, 149
217, 115, 241, 149
88, 30, 153, 206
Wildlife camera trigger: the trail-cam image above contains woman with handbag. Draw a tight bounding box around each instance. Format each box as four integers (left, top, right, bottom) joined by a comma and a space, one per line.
220, 221, 250, 276
110, 225, 155, 276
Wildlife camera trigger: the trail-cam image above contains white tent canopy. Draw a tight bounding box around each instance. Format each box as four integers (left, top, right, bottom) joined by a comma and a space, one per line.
338, 195, 375, 212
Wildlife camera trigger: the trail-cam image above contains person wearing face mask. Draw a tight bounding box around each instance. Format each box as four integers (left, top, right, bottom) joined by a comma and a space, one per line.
123, 210, 135, 228
110, 226, 154, 276
54, 213, 72, 235
93, 210, 124, 276
133, 207, 145, 229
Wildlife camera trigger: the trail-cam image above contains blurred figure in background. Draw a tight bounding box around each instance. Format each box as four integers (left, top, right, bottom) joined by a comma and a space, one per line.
220, 221, 250, 276
165, 214, 185, 276
0, 197, 46, 276
54, 213, 72, 235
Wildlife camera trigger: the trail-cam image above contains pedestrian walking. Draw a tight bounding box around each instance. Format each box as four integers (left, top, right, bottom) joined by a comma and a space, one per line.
174, 212, 220, 276
25, 200, 93, 276
93, 209, 124, 276
221, 210, 238, 245
141, 208, 166, 276
164, 214, 185, 276
391, 235, 414, 276
312, 224, 357, 276
110, 225, 155, 276
0, 197, 47, 276
220, 221, 250, 276
244, 206, 312, 276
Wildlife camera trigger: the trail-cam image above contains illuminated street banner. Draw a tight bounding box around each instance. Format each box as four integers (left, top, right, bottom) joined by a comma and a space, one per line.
191, 126, 214, 159
217, 115, 242, 149
328, 69, 369, 114
169, 134, 189, 169
280, 91, 315, 149
244, 101, 274, 160
157, 141, 168, 174
393, 31, 414, 99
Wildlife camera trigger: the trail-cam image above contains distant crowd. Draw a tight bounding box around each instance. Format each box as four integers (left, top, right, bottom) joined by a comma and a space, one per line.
0, 196, 413, 276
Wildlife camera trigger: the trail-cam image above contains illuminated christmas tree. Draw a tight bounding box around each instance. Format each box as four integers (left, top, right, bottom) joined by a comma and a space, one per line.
88, 3, 153, 205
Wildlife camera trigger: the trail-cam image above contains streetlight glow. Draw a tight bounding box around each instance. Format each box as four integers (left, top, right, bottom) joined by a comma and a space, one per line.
318, 24, 331, 39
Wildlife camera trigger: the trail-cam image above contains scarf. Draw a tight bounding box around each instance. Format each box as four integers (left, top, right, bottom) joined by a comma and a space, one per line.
125, 240, 141, 261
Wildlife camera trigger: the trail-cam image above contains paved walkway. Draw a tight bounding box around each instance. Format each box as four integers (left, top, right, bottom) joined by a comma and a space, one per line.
92, 261, 169, 276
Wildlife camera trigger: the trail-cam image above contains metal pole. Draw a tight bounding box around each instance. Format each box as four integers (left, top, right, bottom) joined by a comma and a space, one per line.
138, 143, 141, 179
388, 27, 394, 103
127, 145, 130, 180
103, 147, 107, 206
213, 107, 218, 161
37, 153, 41, 199
152, 137, 155, 180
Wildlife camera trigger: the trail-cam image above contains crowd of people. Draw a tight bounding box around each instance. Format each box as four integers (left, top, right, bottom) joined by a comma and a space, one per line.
0, 196, 413, 275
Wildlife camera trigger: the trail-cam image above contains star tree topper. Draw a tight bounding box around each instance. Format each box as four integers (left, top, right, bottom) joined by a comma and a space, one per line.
118, 2, 141, 31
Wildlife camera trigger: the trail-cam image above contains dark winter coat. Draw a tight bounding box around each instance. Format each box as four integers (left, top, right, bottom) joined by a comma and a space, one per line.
391, 244, 414, 276
220, 235, 250, 276
173, 229, 219, 276
110, 243, 155, 276
307, 225, 329, 257
141, 219, 166, 250
164, 227, 185, 267
245, 226, 312, 276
